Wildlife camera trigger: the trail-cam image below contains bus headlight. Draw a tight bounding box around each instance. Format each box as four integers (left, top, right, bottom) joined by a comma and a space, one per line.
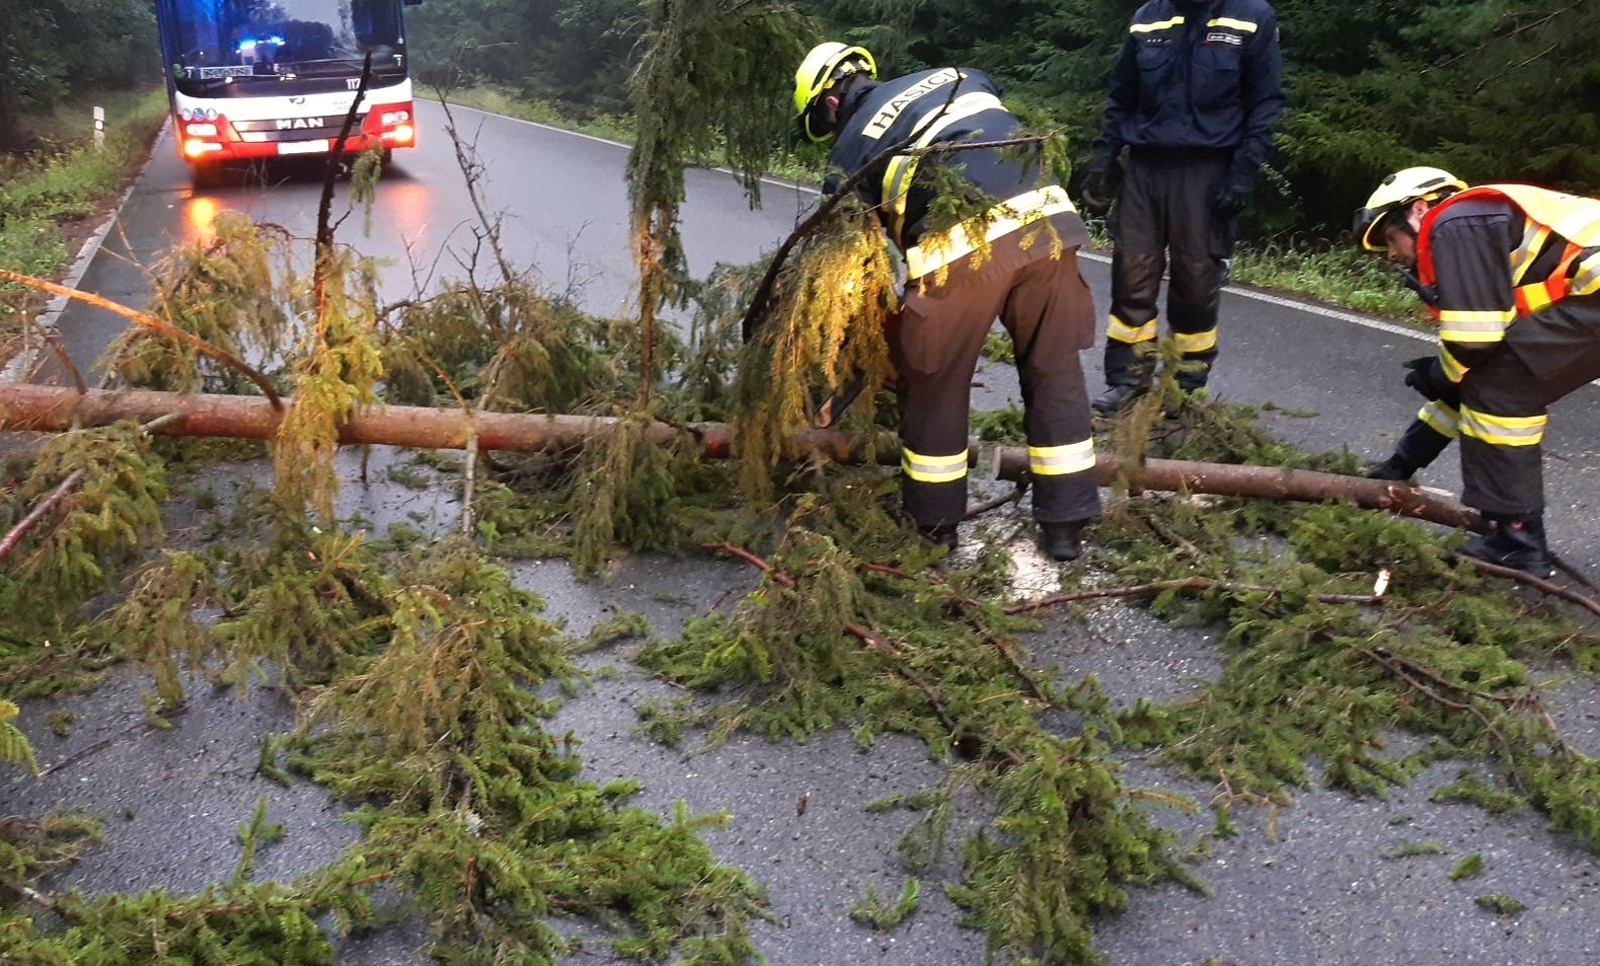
183, 139, 223, 158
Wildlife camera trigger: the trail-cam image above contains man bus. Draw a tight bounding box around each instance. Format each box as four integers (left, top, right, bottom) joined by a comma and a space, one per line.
155, 0, 421, 185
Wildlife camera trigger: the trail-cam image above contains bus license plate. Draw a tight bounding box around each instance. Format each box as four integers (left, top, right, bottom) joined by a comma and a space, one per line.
278, 140, 330, 155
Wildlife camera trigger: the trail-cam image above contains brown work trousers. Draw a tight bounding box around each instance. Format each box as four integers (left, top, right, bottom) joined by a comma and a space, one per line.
896, 235, 1100, 528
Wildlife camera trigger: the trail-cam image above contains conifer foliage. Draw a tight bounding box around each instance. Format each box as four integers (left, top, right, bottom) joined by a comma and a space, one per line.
625, 0, 810, 405
6, 7, 1600, 961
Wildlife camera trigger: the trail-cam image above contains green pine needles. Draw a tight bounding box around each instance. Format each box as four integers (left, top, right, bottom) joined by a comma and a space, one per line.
5, 18, 1600, 963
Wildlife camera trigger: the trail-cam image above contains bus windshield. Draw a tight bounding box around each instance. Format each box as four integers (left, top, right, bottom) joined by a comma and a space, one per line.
165, 0, 405, 88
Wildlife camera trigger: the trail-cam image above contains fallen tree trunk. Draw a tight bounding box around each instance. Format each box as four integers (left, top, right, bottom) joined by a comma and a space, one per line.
994, 448, 1482, 532
0, 383, 889, 463
0, 384, 1482, 532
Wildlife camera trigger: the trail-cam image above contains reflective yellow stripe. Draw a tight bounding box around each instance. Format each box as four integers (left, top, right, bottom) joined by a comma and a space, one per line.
1417, 400, 1459, 438
1438, 308, 1515, 343
882, 157, 915, 249
1439, 347, 1468, 384
903, 185, 1077, 279
1461, 186, 1600, 249
1510, 223, 1550, 285
1459, 408, 1545, 446
1174, 328, 1217, 354
1469, 186, 1600, 248
1516, 281, 1557, 314
882, 90, 1007, 249
1106, 315, 1158, 344
1549, 210, 1600, 246
1029, 439, 1096, 477
1131, 16, 1185, 32
1207, 17, 1259, 32
902, 448, 969, 483
1572, 251, 1600, 297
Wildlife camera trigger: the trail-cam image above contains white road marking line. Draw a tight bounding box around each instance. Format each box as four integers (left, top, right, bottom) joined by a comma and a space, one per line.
1074, 249, 1431, 343
0, 125, 154, 383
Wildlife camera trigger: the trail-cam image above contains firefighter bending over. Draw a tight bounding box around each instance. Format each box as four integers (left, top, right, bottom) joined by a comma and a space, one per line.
793, 42, 1101, 561
1354, 167, 1600, 577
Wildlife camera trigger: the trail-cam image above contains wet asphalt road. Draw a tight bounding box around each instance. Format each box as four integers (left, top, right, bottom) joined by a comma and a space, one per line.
8, 101, 1600, 965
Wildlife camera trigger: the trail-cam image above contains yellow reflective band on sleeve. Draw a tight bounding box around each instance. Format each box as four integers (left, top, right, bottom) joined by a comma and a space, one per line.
1439, 347, 1468, 384
1173, 328, 1218, 354
1572, 251, 1600, 297
882, 90, 1007, 249
882, 157, 916, 250
1515, 280, 1558, 314
1417, 400, 1460, 438
1207, 17, 1259, 32
1029, 439, 1096, 477
1510, 222, 1551, 285
1131, 16, 1185, 33
1459, 408, 1545, 447
1438, 308, 1515, 343
902, 447, 970, 484
903, 185, 1077, 279
1106, 315, 1158, 344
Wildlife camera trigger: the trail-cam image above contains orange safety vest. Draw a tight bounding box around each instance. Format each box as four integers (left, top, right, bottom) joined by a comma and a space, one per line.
1418, 184, 1600, 318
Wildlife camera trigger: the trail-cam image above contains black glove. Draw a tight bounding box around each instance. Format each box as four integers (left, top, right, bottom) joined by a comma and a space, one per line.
1402, 355, 1455, 403
1207, 173, 1255, 219
1079, 155, 1121, 215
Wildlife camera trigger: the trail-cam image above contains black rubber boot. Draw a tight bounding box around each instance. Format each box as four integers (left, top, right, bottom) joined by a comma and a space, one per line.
918, 523, 959, 552
1369, 419, 1453, 481
1366, 455, 1418, 482
1457, 514, 1555, 578
1038, 519, 1088, 562
1091, 383, 1150, 415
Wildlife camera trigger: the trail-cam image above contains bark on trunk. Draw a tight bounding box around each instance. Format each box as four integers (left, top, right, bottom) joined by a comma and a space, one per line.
0, 384, 1483, 532
0, 384, 890, 463
993, 447, 1482, 532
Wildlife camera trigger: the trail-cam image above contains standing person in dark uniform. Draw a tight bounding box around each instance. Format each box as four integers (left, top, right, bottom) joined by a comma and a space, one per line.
791, 42, 1102, 561
1353, 170, 1600, 577
1080, 0, 1284, 414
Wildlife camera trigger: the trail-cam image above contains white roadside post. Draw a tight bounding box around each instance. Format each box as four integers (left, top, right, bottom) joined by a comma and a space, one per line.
93, 106, 105, 150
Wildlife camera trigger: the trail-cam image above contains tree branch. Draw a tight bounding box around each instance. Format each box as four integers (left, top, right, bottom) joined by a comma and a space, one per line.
0, 271, 281, 408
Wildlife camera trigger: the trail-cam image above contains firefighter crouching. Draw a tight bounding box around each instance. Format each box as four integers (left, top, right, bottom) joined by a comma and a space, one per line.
793, 42, 1101, 561
1354, 168, 1600, 577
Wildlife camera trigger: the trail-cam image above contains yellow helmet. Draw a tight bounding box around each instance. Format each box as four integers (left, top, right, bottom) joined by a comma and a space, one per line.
793, 42, 877, 143
1353, 166, 1468, 251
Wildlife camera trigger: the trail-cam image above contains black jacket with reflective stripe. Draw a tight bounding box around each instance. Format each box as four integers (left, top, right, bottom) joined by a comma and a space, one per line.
1093, 0, 1283, 174
827, 68, 1063, 252
1419, 193, 1600, 376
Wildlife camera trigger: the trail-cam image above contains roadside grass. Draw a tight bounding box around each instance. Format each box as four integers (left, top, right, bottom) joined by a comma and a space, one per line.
1230, 239, 1424, 322
1081, 216, 1427, 325
431, 83, 639, 144
0, 87, 167, 348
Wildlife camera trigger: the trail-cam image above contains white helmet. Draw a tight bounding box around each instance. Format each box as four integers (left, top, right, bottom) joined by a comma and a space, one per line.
1353, 166, 1468, 251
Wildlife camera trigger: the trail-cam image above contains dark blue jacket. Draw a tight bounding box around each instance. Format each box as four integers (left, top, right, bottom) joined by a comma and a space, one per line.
828, 68, 1083, 257
1093, 0, 1284, 176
